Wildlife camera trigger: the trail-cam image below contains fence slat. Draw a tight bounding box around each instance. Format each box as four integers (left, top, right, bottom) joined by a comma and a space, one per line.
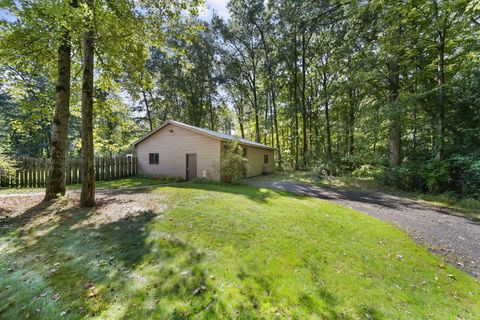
95, 157, 99, 181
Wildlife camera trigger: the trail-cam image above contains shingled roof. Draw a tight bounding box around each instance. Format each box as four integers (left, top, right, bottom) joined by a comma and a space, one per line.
133, 120, 275, 150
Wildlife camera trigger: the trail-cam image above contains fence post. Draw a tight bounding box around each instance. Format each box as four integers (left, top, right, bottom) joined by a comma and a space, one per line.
100, 157, 104, 181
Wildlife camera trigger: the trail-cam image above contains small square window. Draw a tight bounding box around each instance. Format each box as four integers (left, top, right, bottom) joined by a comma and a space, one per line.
264, 155, 268, 164
149, 153, 159, 164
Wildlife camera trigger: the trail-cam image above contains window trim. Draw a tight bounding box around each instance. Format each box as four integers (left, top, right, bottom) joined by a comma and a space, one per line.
149, 153, 159, 165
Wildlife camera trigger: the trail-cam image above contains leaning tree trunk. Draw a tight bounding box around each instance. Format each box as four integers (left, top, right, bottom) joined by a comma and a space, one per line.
44, 0, 78, 201
141, 90, 153, 131
80, 0, 95, 207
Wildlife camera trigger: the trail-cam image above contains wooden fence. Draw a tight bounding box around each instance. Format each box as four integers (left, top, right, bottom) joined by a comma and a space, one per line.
0, 157, 137, 189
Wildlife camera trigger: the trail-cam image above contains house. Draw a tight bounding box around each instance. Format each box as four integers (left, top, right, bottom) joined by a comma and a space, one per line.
132, 120, 274, 181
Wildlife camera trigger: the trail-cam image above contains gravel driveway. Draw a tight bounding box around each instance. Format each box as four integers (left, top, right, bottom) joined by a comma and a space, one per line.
248, 180, 480, 279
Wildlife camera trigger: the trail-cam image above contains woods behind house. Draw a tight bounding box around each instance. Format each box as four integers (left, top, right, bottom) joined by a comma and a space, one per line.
0, 0, 479, 197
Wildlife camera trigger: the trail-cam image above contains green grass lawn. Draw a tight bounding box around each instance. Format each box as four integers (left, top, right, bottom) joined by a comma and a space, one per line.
0, 176, 175, 195
249, 171, 480, 220
1, 183, 479, 319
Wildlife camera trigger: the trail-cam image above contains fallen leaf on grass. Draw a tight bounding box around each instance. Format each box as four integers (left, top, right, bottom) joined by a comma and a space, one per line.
87, 290, 97, 298
84, 282, 95, 289
193, 285, 207, 296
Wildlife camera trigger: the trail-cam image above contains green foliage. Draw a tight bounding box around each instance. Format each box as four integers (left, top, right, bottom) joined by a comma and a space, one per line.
93, 90, 139, 156
391, 160, 451, 194
450, 155, 480, 196
220, 139, 247, 183
418, 160, 451, 193
351, 164, 384, 179
312, 160, 343, 177
0, 0, 203, 158
0, 0, 479, 199
0, 154, 16, 177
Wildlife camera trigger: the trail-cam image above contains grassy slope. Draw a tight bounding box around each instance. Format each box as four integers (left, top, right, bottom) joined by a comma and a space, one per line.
252, 171, 480, 220
0, 177, 174, 195
1, 183, 479, 319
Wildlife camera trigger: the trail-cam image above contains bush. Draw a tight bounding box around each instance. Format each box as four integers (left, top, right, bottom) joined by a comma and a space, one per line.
351, 164, 385, 179
450, 155, 480, 197
386, 162, 419, 190
418, 159, 451, 193
388, 159, 451, 193
312, 160, 348, 177
220, 140, 248, 183
0, 154, 15, 177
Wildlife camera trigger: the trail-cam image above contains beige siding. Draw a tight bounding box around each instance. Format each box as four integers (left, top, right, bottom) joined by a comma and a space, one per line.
135, 124, 221, 181
244, 145, 274, 177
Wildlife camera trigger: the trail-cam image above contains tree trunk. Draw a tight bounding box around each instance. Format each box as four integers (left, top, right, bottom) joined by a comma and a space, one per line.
388, 58, 401, 168
293, 33, 299, 169
271, 87, 282, 170
44, 0, 78, 201
141, 90, 153, 131
388, 21, 402, 169
252, 66, 260, 143
208, 90, 215, 131
264, 91, 269, 145
348, 87, 355, 156
323, 72, 332, 161
80, 1, 95, 207
301, 33, 308, 168
238, 114, 245, 138
435, 28, 445, 160
413, 104, 417, 160
44, 31, 72, 201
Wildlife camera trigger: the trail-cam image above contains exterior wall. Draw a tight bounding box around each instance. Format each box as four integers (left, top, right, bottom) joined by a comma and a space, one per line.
135, 124, 221, 181
244, 145, 274, 177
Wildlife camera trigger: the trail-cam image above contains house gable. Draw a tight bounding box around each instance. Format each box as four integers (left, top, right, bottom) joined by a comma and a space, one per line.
135, 123, 222, 181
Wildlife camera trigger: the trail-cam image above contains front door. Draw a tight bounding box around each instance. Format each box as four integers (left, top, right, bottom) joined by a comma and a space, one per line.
186, 153, 197, 180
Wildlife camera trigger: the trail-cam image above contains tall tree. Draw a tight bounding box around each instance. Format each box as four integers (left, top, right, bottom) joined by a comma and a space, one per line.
80, 0, 95, 207
45, 0, 78, 200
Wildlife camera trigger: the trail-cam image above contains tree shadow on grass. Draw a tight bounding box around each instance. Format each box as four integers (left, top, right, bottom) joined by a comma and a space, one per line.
170, 181, 305, 204
0, 196, 219, 319
0, 199, 55, 237
1, 187, 385, 320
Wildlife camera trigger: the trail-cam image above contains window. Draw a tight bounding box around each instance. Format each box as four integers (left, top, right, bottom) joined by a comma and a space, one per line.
264, 154, 268, 164
149, 153, 159, 164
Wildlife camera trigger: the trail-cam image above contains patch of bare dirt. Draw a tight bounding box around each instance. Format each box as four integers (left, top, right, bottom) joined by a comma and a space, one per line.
0, 191, 168, 235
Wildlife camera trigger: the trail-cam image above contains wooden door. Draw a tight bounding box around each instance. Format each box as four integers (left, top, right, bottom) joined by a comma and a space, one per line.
186, 153, 197, 180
